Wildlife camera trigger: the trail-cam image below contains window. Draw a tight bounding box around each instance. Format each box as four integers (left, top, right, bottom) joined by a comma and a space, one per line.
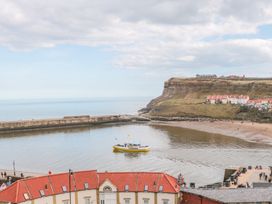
144, 185, 148, 191
100, 200, 105, 204
62, 200, 69, 204
159, 185, 163, 192
62, 185, 67, 192
124, 198, 130, 204
23, 193, 29, 200
84, 196, 91, 204
39, 190, 45, 197
143, 198, 149, 204
84, 182, 89, 190
103, 186, 112, 192
124, 184, 129, 192
162, 199, 169, 204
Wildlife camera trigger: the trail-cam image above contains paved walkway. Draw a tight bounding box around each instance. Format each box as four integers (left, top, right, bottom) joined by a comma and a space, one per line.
227, 167, 272, 188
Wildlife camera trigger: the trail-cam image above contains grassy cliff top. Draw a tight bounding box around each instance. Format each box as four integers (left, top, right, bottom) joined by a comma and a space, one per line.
167, 77, 272, 84
143, 77, 272, 121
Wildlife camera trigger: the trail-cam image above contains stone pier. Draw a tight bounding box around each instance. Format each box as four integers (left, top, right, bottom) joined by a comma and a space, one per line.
0, 115, 150, 133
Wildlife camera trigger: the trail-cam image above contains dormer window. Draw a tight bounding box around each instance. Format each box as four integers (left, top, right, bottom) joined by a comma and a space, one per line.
62, 185, 67, 192
144, 185, 148, 192
124, 184, 129, 192
23, 193, 30, 200
84, 182, 89, 190
159, 185, 163, 192
103, 186, 112, 192
39, 190, 45, 197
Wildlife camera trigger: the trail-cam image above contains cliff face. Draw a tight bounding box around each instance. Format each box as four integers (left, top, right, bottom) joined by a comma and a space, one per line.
142, 77, 272, 121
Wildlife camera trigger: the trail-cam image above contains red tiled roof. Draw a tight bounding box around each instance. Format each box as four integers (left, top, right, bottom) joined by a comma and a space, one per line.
0, 171, 179, 203
97, 172, 179, 193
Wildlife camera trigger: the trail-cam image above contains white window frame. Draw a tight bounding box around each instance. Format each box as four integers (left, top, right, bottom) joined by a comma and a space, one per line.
143, 198, 149, 204
62, 185, 67, 192
162, 199, 169, 204
23, 193, 30, 200
84, 196, 91, 204
62, 199, 69, 204
124, 198, 130, 204
84, 182, 89, 190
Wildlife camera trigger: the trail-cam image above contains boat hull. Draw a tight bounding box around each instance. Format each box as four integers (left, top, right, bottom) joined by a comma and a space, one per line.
113, 145, 150, 153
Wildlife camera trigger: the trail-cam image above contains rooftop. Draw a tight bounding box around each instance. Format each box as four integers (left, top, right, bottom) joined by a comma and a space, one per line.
182, 188, 272, 203
0, 170, 179, 203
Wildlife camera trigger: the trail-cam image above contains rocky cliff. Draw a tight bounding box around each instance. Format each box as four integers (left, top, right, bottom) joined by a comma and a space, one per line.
141, 77, 272, 121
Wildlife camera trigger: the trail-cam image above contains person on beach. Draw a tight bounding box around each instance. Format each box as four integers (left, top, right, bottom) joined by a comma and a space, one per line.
1, 172, 3, 178
3, 172, 6, 178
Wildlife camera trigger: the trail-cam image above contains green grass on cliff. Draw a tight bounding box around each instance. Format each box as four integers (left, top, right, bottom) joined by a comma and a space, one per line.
150, 99, 239, 119
146, 77, 272, 120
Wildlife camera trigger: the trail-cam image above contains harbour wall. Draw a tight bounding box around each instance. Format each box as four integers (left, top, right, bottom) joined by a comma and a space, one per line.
0, 115, 150, 133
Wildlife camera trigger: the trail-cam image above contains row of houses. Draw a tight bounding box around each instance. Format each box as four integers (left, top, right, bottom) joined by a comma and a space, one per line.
207, 95, 272, 110
206, 95, 250, 105
247, 98, 272, 110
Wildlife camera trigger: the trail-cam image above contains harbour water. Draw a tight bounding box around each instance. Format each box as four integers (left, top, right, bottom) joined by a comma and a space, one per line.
0, 98, 272, 186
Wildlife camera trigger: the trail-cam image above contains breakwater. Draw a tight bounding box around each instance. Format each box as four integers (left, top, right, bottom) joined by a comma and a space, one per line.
0, 115, 150, 133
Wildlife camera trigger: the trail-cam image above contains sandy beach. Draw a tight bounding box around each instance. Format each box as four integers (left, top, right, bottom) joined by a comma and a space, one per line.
150, 120, 272, 145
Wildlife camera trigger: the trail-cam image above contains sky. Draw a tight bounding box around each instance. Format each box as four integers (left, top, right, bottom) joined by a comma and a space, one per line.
1, 0, 272, 100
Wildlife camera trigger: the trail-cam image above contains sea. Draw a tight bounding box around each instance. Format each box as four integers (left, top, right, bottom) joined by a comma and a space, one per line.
0, 97, 272, 187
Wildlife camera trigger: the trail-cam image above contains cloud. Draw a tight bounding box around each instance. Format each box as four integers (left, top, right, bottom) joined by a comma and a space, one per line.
0, 0, 272, 74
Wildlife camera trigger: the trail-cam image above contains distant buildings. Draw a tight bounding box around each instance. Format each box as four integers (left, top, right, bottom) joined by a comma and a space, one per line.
195, 74, 246, 80
206, 95, 249, 105
247, 98, 272, 110
0, 170, 181, 204
206, 95, 272, 110
195, 74, 217, 79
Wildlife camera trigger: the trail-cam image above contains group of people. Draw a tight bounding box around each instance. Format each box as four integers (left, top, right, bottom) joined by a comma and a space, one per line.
0, 171, 24, 179
259, 172, 272, 183
0, 172, 7, 179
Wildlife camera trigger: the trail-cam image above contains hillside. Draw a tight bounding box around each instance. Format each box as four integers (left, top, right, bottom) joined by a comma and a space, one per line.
141, 77, 272, 122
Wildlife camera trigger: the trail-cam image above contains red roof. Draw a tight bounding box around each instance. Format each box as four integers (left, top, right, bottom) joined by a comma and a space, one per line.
0, 170, 179, 203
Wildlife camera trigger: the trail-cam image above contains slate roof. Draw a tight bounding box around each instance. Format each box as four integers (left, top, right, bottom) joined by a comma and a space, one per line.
182, 188, 272, 203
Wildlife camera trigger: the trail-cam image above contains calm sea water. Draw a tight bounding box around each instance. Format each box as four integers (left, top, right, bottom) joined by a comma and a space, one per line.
0, 98, 272, 186
0, 97, 150, 121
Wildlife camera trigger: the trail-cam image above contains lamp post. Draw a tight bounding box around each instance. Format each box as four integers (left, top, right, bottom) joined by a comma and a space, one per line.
69, 169, 73, 204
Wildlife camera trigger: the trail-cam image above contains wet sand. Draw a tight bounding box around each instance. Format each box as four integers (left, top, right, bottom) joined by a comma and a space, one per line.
150, 120, 272, 145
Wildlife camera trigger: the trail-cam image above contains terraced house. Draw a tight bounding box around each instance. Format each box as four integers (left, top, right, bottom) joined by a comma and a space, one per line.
0, 170, 181, 204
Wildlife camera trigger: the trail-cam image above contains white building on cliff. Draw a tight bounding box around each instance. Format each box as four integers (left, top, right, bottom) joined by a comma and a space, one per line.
207, 95, 249, 105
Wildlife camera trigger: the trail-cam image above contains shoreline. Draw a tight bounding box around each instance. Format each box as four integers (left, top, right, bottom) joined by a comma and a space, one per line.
150, 120, 272, 145
1, 113, 272, 145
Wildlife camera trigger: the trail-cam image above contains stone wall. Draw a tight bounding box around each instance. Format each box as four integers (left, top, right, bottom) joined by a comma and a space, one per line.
0, 115, 149, 133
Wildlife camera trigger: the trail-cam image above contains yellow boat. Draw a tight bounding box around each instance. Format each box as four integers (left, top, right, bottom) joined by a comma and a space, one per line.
113, 143, 150, 153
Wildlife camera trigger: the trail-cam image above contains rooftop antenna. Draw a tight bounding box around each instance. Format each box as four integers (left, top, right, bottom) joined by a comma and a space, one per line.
13, 160, 16, 176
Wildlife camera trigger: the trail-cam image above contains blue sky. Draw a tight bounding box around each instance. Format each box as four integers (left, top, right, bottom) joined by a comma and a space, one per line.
0, 0, 272, 100
0, 45, 167, 99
